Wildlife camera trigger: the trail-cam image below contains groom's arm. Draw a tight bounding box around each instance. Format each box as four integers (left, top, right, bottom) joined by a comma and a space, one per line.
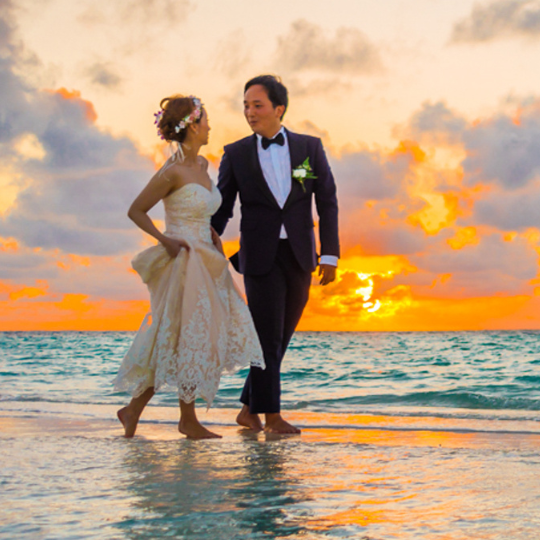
312, 138, 340, 263
211, 150, 238, 235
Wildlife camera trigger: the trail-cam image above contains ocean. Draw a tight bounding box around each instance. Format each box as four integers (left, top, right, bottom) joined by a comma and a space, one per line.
1, 330, 540, 539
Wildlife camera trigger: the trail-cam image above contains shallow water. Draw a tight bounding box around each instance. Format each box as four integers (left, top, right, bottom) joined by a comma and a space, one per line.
1, 331, 540, 539
3, 411, 540, 540
2, 330, 540, 417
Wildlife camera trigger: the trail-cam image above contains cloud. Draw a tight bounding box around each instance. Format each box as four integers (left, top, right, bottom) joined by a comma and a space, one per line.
341, 215, 429, 256
275, 19, 382, 75
407, 101, 467, 145
0, 88, 156, 255
118, 0, 193, 26
426, 233, 536, 277
287, 77, 354, 98
0, 9, 156, 257
78, 0, 193, 27
401, 99, 540, 191
451, 0, 540, 43
0, 5, 32, 148
410, 233, 538, 296
0, 249, 50, 279
292, 120, 330, 143
0, 0, 15, 49
473, 182, 540, 229
84, 61, 123, 89
213, 30, 252, 78
331, 148, 410, 204
75, 0, 194, 57
327, 99, 540, 302
462, 111, 540, 189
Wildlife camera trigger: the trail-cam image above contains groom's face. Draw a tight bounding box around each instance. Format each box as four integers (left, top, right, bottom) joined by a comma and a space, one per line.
243, 84, 284, 138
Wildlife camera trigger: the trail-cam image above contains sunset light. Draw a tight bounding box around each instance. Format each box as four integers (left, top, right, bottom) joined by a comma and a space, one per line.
1, 0, 539, 332
3, 3, 540, 540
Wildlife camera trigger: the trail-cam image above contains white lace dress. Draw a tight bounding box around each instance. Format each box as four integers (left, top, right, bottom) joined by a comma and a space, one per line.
113, 181, 265, 406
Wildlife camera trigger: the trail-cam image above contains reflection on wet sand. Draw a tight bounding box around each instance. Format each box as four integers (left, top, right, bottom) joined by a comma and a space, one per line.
110, 418, 540, 540
115, 429, 311, 539
2, 412, 540, 539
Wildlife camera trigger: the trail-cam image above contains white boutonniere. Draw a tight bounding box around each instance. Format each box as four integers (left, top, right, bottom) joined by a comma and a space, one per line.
292, 157, 317, 193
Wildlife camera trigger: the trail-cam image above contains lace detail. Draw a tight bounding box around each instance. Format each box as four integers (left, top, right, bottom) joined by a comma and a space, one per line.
113, 181, 265, 406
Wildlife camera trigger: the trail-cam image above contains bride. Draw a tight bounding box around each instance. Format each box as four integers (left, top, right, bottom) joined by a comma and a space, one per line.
113, 95, 264, 439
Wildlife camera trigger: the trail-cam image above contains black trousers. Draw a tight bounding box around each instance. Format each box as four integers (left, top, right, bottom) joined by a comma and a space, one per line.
240, 240, 312, 414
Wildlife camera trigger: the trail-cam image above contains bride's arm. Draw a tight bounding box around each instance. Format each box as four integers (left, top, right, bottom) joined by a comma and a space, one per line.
128, 171, 189, 257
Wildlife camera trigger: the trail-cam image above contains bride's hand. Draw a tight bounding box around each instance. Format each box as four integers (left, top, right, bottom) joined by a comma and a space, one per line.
210, 227, 225, 256
161, 237, 189, 258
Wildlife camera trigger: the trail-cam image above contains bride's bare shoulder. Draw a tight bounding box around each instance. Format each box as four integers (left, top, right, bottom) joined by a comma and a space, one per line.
197, 155, 209, 171
158, 160, 185, 184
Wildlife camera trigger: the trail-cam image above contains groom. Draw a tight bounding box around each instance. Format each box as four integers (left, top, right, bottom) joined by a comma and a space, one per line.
211, 75, 340, 434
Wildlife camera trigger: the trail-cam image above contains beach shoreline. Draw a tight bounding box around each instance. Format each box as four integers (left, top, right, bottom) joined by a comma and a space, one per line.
3, 405, 540, 540
3, 405, 540, 449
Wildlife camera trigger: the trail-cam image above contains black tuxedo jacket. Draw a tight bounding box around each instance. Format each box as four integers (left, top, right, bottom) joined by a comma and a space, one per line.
211, 128, 339, 275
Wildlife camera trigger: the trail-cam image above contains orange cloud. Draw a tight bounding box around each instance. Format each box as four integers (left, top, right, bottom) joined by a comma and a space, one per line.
392, 140, 426, 163
57, 254, 92, 271
447, 226, 479, 249
9, 287, 47, 301
0, 237, 19, 252
8, 280, 48, 301
52, 87, 98, 122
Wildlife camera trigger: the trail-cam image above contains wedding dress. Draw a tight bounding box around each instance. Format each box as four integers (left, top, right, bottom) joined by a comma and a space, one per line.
113, 174, 265, 406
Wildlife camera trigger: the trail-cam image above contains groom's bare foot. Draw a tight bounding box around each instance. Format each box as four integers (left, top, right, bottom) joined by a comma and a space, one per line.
178, 419, 222, 440
236, 405, 263, 432
264, 413, 301, 434
117, 406, 139, 438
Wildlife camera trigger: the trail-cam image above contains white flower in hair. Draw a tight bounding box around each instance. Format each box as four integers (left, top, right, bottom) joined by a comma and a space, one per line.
154, 96, 203, 140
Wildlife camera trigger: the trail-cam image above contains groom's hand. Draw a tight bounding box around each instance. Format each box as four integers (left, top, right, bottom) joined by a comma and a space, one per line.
318, 264, 336, 286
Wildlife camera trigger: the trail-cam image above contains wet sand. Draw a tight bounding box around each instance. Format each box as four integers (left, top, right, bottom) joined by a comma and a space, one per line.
2, 406, 540, 539
3, 406, 540, 449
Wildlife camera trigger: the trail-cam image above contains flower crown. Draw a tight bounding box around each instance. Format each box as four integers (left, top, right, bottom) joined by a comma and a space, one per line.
154, 96, 203, 140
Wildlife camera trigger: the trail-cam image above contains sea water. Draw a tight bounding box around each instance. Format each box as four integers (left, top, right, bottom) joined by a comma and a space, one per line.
1, 331, 540, 539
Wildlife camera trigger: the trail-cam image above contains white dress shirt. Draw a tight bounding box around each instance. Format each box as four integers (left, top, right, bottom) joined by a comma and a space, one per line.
256, 128, 338, 267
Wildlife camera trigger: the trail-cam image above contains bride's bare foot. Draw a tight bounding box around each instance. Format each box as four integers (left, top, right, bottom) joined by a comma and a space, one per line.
117, 406, 139, 438
236, 405, 263, 432
264, 413, 301, 434
178, 418, 222, 440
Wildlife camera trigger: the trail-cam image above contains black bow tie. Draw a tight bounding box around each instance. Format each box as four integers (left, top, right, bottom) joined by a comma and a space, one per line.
261, 132, 285, 150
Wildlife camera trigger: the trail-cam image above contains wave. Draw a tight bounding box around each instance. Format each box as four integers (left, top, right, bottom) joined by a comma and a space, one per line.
291, 390, 540, 412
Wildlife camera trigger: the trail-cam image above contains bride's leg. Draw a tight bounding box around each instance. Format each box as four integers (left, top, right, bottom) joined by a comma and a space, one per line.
178, 400, 222, 439
117, 386, 155, 438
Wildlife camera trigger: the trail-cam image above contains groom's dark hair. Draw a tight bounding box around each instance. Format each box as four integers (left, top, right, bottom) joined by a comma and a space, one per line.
244, 75, 288, 119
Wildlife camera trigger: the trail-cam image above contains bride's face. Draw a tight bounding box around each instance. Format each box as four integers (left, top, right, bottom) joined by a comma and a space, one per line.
195, 109, 210, 145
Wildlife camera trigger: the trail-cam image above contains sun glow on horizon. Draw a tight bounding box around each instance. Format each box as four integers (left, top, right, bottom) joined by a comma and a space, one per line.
1, 0, 540, 331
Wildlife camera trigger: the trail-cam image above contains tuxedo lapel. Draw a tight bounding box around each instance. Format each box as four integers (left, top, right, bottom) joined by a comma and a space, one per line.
246, 135, 280, 208
284, 129, 307, 210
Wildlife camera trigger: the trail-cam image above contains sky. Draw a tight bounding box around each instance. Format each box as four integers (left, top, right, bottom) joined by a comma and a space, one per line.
1, 0, 540, 331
